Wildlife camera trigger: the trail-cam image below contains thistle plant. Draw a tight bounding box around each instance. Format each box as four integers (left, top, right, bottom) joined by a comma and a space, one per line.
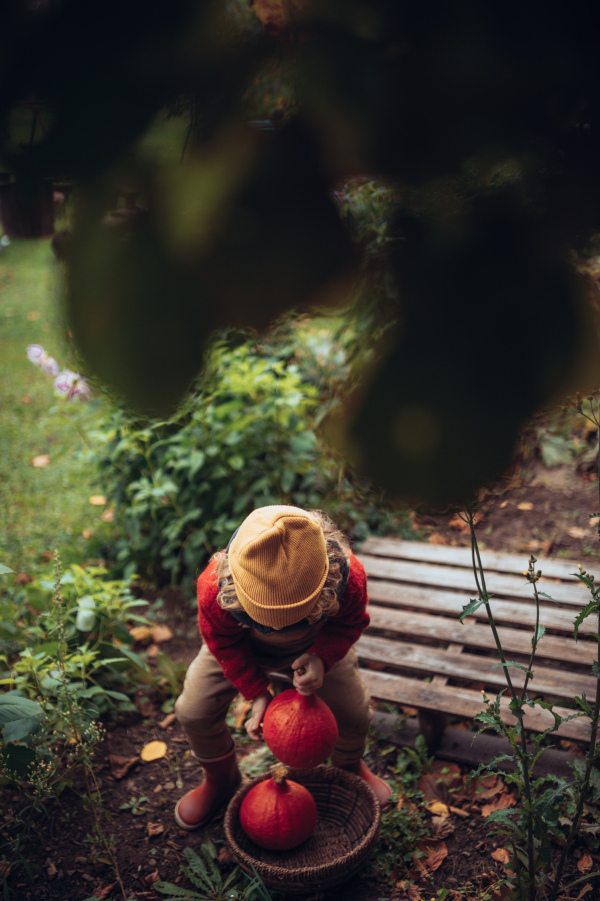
458, 394, 600, 901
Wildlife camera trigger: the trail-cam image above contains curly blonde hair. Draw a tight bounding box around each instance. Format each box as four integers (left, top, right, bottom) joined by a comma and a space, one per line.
215, 510, 351, 624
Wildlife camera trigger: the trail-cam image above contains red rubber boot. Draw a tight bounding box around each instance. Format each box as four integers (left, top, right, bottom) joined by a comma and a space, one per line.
174, 748, 241, 831
332, 758, 393, 807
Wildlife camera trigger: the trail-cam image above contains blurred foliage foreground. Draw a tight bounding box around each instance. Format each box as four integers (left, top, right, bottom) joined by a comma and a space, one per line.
3, 0, 600, 504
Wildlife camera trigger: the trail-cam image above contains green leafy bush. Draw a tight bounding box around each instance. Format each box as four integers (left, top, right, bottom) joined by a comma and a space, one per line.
90, 332, 410, 590
0, 562, 155, 738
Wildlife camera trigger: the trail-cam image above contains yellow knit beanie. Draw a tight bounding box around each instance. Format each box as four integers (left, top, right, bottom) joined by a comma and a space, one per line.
229, 505, 329, 628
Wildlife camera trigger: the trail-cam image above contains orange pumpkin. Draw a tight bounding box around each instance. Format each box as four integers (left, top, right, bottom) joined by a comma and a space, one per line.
239, 765, 318, 850
262, 688, 338, 767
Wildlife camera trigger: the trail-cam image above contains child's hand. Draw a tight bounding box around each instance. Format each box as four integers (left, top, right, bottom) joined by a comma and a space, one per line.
292, 653, 324, 695
245, 690, 272, 741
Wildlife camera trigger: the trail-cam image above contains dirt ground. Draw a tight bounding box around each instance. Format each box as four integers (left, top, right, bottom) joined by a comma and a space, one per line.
3, 446, 600, 901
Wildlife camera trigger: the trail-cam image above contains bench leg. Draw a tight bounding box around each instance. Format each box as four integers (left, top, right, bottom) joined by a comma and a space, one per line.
418, 709, 446, 752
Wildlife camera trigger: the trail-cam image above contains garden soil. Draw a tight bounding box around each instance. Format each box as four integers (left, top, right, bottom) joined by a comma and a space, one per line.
4, 454, 600, 901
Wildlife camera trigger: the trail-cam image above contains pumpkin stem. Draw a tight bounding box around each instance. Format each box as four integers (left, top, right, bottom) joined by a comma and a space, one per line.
271, 765, 289, 785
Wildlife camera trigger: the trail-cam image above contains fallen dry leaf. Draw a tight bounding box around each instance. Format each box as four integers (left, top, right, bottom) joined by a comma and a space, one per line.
159, 713, 177, 729
394, 882, 422, 901
448, 514, 470, 532
89, 495, 107, 505
31, 454, 50, 468
589, 517, 600, 527
147, 822, 164, 837
21, 394, 32, 404
517, 501, 533, 511
481, 792, 517, 818
143, 869, 161, 886
108, 754, 140, 780
47, 862, 57, 877
146, 643, 160, 658
150, 625, 174, 643
130, 626, 153, 643
427, 800, 450, 818
100, 507, 115, 523
418, 773, 446, 804
82, 528, 93, 539
428, 532, 449, 545
448, 805, 470, 819
27, 310, 40, 320
431, 815, 455, 839
577, 851, 593, 875
141, 741, 167, 762
431, 760, 463, 788
218, 846, 233, 864
396, 794, 419, 815
568, 526, 587, 539
97, 882, 117, 900
410, 839, 448, 880
491, 847, 512, 865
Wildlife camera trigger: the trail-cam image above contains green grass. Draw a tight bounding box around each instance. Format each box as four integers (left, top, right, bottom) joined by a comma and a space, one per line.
0, 238, 115, 575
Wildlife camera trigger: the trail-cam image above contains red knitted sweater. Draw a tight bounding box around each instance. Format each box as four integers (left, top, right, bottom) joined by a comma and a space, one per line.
196, 553, 370, 701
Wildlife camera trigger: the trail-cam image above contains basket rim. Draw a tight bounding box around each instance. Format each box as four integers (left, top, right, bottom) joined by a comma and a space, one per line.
223, 764, 381, 880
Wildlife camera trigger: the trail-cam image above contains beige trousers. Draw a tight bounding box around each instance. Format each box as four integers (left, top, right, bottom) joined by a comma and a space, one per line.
175, 637, 373, 765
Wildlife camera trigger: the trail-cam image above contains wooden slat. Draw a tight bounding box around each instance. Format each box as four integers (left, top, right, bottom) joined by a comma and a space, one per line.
360, 536, 582, 581
356, 634, 597, 702
367, 606, 597, 666
368, 581, 597, 635
360, 669, 592, 742
359, 554, 588, 608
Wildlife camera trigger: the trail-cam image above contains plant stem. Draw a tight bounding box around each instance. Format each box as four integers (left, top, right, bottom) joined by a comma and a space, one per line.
549, 603, 600, 901
468, 509, 518, 700
468, 509, 535, 901
521, 577, 540, 701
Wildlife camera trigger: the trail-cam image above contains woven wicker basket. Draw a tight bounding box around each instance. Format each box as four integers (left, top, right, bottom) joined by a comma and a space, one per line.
223, 765, 381, 893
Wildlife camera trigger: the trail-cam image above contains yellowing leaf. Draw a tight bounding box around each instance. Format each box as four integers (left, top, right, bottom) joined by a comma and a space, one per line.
130, 626, 153, 643
427, 800, 450, 818
89, 495, 107, 505
492, 847, 511, 865
141, 741, 167, 762
150, 625, 174, 644
481, 792, 516, 818
31, 454, 50, 467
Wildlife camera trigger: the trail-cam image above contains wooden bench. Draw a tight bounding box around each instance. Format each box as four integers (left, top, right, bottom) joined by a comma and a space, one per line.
356, 537, 597, 759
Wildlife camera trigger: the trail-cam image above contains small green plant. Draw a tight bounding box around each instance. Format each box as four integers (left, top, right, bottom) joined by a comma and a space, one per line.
154, 834, 276, 900
119, 794, 149, 816
0, 562, 156, 723
370, 735, 432, 881
457, 475, 600, 901
0, 556, 129, 899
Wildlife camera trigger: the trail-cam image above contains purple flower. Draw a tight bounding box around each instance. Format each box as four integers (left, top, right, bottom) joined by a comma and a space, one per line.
40, 355, 59, 377
54, 370, 91, 401
27, 344, 45, 364
27, 344, 59, 376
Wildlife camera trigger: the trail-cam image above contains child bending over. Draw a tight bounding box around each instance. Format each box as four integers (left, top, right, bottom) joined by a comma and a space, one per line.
174, 504, 391, 830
